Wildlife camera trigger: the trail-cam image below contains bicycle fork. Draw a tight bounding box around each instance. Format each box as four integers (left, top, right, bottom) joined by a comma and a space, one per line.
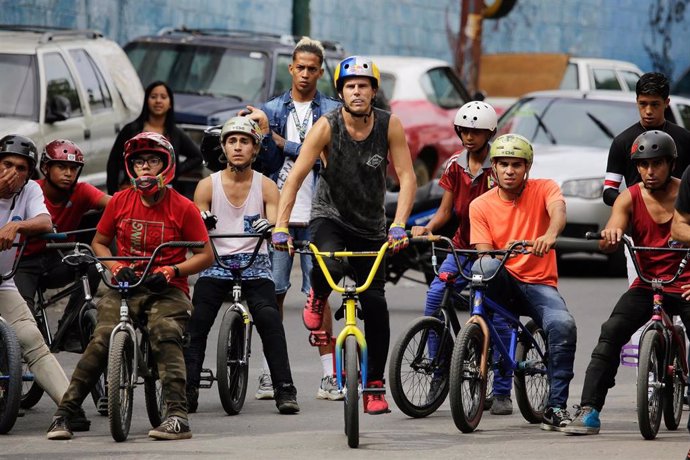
109, 296, 139, 381
335, 294, 368, 390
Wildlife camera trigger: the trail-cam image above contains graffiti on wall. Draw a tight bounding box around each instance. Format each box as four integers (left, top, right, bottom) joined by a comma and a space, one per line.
644, 0, 689, 77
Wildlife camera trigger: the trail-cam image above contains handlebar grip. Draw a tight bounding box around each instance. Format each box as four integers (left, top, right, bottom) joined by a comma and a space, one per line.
409, 235, 442, 244
46, 242, 79, 250
585, 232, 602, 240
292, 240, 310, 250
165, 241, 206, 248
39, 232, 68, 240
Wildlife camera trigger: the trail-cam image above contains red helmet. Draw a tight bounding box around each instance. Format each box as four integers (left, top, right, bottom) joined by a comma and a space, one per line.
40, 139, 85, 176
123, 132, 176, 196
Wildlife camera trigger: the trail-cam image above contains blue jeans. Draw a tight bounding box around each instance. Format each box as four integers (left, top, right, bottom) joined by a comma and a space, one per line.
471, 257, 577, 408
426, 253, 513, 395
270, 226, 313, 295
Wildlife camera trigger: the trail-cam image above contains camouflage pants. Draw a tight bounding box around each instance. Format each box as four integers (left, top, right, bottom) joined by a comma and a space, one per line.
55, 286, 192, 419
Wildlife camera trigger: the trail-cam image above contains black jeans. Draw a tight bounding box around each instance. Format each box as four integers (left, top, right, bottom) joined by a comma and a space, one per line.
184, 276, 293, 388
310, 217, 389, 382
580, 287, 690, 411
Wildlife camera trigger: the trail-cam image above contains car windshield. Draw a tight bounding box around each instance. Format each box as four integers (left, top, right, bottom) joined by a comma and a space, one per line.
497, 96, 640, 149
125, 43, 269, 101
0, 53, 38, 120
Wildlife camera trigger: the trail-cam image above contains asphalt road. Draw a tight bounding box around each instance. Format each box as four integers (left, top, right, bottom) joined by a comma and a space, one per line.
3, 258, 690, 459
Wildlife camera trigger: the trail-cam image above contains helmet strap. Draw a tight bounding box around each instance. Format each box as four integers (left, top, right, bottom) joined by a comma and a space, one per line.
343, 102, 374, 123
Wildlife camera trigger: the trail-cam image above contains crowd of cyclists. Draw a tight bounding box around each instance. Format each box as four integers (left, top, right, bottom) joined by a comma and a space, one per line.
0, 36, 689, 454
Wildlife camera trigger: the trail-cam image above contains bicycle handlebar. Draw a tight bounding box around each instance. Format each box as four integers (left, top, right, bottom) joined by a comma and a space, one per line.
585, 231, 690, 286
208, 232, 271, 273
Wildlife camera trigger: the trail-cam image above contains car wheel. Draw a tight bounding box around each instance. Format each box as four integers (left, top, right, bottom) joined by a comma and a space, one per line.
413, 159, 431, 187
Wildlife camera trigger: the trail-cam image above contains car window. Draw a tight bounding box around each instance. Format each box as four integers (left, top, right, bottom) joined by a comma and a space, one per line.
421, 67, 467, 109
0, 53, 37, 120
559, 63, 578, 90
319, 57, 340, 98
620, 70, 640, 91
69, 49, 113, 112
675, 103, 690, 130
497, 97, 639, 149
592, 68, 622, 90
43, 52, 83, 118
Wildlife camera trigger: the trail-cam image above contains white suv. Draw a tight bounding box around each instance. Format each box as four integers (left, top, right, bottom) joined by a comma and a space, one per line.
0, 26, 144, 186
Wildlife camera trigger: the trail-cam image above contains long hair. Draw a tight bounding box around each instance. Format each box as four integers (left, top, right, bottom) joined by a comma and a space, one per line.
135, 80, 176, 134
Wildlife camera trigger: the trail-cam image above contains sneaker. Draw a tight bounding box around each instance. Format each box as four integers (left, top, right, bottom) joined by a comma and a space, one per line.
46, 416, 72, 440
148, 416, 192, 440
563, 405, 601, 435
426, 377, 444, 405
490, 394, 513, 415
69, 407, 91, 432
363, 380, 391, 415
317, 375, 344, 401
302, 289, 326, 330
255, 372, 274, 400
274, 383, 300, 414
186, 385, 199, 414
541, 406, 572, 432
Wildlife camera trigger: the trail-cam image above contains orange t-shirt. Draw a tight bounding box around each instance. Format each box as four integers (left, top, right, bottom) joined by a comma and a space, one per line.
469, 179, 565, 287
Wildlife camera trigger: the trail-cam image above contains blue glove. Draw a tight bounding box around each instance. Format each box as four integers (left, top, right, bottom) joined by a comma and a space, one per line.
271, 227, 294, 256
387, 223, 409, 254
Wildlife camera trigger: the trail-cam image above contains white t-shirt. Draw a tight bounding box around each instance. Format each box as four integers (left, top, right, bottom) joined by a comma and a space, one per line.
0, 181, 50, 290
278, 99, 314, 223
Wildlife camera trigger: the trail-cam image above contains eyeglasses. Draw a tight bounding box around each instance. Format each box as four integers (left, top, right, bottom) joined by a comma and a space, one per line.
132, 157, 162, 168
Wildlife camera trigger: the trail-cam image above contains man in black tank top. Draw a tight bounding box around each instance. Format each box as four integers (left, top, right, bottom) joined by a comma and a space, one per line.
273, 56, 417, 415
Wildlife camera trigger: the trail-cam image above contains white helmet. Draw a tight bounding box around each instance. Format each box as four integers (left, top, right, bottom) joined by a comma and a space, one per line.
453, 101, 498, 135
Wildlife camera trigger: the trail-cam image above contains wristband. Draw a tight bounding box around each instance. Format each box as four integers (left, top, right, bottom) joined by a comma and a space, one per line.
173, 265, 180, 277
273, 226, 290, 234
390, 223, 405, 229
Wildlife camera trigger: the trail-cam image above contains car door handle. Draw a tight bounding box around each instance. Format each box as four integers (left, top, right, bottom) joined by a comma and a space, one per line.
84, 129, 91, 140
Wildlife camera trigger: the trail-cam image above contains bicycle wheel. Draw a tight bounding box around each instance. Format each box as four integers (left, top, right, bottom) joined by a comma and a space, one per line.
0, 319, 21, 434
107, 331, 134, 442
637, 330, 663, 440
484, 345, 495, 411
344, 335, 359, 448
388, 316, 452, 418
144, 340, 165, 428
19, 359, 44, 409
514, 319, 550, 423
81, 308, 107, 415
217, 310, 248, 415
662, 325, 685, 431
449, 322, 486, 433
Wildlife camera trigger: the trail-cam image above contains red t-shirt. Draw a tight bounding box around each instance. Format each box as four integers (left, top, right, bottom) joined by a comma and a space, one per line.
97, 188, 208, 296
439, 151, 494, 248
24, 180, 105, 256
629, 184, 690, 293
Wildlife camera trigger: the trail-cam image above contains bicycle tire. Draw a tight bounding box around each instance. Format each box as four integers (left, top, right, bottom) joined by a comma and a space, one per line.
344, 335, 359, 448
82, 308, 107, 415
107, 331, 134, 442
388, 316, 451, 418
449, 322, 486, 433
637, 330, 663, 440
514, 319, 550, 423
217, 310, 248, 415
19, 359, 44, 409
143, 339, 165, 428
662, 325, 685, 430
0, 319, 22, 434
484, 345, 495, 411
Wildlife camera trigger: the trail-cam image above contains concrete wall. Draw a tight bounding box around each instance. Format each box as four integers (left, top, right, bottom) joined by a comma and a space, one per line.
2, 0, 689, 80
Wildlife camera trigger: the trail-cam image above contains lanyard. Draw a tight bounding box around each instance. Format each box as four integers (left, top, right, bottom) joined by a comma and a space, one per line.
290, 103, 312, 142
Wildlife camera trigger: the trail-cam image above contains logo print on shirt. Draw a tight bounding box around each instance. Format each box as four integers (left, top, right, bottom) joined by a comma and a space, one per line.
366, 154, 384, 169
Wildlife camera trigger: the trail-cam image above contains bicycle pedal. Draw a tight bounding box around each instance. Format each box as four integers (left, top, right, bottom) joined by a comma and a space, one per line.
308, 330, 331, 347
199, 368, 215, 388
362, 387, 386, 395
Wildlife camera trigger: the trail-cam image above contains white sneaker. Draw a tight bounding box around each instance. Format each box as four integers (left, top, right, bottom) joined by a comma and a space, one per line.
316, 375, 344, 401
255, 372, 274, 400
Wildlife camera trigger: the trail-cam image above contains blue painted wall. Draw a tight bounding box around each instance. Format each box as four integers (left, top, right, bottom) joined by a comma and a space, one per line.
2, 0, 689, 81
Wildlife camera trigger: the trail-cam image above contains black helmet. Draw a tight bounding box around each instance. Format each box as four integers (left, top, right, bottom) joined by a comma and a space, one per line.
0, 134, 38, 170
200, 125, 225, 172
630, 130, 677, 161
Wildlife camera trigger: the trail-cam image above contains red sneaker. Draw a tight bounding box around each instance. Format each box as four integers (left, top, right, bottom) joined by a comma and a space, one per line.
302, 289, 326, 330
363, 380, 391, 415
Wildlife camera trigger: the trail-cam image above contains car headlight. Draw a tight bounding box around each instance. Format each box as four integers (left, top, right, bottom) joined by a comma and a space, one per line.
560, 178, 603, 199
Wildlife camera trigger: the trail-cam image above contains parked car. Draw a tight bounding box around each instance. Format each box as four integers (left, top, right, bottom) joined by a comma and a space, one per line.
371, 55, 483, 189
0, 25, 144, 187
495, 90, 690, 266
124, 29, 346, 150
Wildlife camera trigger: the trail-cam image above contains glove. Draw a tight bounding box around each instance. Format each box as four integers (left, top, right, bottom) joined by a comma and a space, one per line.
111, 262, 139, 285
144, 266, 176, 293
201, 210, 218, 231
251, 218, 272, 236
271, 227, 294, 256
387, 223, 409, 254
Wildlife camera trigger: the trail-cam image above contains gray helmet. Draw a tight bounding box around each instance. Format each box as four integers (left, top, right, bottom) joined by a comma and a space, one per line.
0, 134, 38, 170
630, 130, 677, 161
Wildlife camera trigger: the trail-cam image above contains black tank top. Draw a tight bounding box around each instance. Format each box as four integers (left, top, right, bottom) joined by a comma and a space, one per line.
311, 107, 390, 239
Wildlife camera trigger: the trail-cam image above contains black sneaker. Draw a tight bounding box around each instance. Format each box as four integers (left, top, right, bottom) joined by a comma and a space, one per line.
186, 385, 199, 414
69, 407, 91, 432
148, 416, 192, 440
274, 383, 300, 414
541, 406, 572, 432
46, 416, 72, 440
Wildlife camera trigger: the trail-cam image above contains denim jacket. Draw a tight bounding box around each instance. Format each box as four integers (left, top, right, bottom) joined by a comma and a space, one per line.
259, 90, 341, 182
